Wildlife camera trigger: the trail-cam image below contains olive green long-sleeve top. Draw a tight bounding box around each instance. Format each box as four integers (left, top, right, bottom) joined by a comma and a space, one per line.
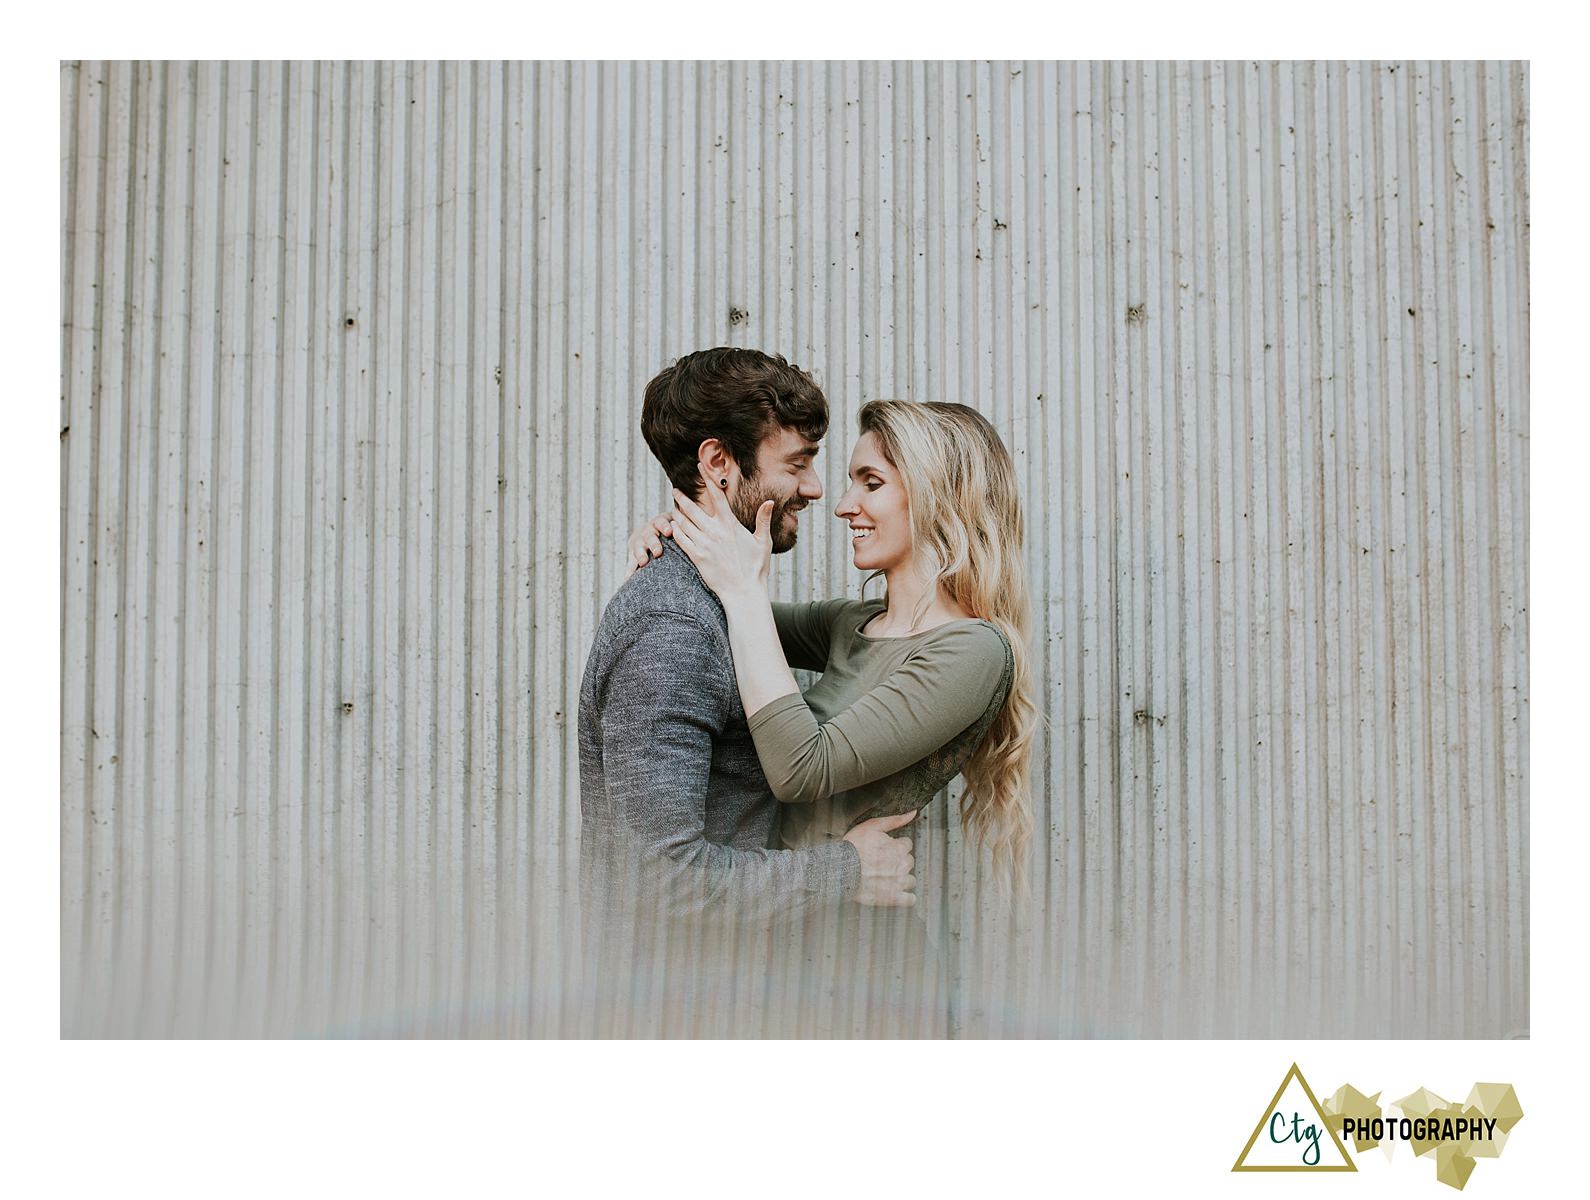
750, 598, 1013, 848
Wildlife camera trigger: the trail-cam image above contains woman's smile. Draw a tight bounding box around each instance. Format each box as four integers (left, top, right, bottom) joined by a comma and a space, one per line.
836, 432, 910, 572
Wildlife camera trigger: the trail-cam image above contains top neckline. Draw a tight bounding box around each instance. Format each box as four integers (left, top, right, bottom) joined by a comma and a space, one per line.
852, 599, 992, 642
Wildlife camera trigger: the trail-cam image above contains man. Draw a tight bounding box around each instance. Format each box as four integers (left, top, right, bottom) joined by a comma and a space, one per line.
577, 348, 914, 1033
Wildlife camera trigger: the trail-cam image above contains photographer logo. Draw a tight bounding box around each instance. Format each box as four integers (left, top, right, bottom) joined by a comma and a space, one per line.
1232, 1063, 1356, 1172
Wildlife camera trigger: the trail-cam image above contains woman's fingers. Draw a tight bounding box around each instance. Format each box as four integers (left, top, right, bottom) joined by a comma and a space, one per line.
673, 488, 710, 525
694, 473, 724, 518
671, 490, 717, 540
625, 511, 675, 574
678, 486, 733, 530
669, 503, 698, 545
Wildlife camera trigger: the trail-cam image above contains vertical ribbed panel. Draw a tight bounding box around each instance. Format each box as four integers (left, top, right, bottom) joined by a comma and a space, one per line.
61, 61, 1528, 1038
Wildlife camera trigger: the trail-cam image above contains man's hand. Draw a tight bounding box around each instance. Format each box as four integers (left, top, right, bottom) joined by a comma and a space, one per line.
843, 810, 917, 907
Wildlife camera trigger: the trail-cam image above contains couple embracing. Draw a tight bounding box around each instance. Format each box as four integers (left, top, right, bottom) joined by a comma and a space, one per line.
578, 347, 1036, 1037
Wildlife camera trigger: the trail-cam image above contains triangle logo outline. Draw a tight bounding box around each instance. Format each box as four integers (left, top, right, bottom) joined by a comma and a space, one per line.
1231, 1062, 1358, 1172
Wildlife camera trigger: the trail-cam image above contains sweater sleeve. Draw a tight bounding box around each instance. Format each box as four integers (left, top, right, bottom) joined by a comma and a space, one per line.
770, 599, 856, 672
596, 611, 860, 916
744, 621, 1008, 805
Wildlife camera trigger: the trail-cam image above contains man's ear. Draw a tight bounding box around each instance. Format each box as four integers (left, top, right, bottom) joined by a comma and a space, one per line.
696, 438, 736, 493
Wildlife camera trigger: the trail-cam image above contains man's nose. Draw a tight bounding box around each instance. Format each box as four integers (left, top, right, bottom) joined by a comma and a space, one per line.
798, 470, 823, 500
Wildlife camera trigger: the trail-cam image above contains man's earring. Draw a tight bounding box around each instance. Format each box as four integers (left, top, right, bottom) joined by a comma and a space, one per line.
719, 478, 728, 489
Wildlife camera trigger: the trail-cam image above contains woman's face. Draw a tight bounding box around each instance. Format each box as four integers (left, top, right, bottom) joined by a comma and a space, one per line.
835, 431, 913, 574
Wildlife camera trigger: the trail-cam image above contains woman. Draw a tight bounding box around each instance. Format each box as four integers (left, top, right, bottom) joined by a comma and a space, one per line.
630, 399, 1036, 1035
629, 399, 1037, 886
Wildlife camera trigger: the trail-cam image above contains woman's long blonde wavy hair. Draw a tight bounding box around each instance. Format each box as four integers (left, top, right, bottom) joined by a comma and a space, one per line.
857, 400, 1037, 885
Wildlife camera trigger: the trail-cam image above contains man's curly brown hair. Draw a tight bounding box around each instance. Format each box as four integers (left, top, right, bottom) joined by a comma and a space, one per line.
640, 348, 828, 497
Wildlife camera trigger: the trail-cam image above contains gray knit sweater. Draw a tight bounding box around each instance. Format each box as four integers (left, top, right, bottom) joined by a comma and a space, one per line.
577, 540, 862, 927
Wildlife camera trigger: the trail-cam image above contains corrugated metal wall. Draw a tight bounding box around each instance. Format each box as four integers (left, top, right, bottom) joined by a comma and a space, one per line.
61, 60, 1529, 1038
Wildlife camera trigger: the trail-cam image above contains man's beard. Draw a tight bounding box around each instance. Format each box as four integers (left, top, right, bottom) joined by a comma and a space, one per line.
730, 478, 805, 553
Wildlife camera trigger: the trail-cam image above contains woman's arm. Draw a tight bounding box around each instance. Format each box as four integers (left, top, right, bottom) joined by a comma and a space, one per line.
771, 599, 851, 672
745, 623, 1008, 804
